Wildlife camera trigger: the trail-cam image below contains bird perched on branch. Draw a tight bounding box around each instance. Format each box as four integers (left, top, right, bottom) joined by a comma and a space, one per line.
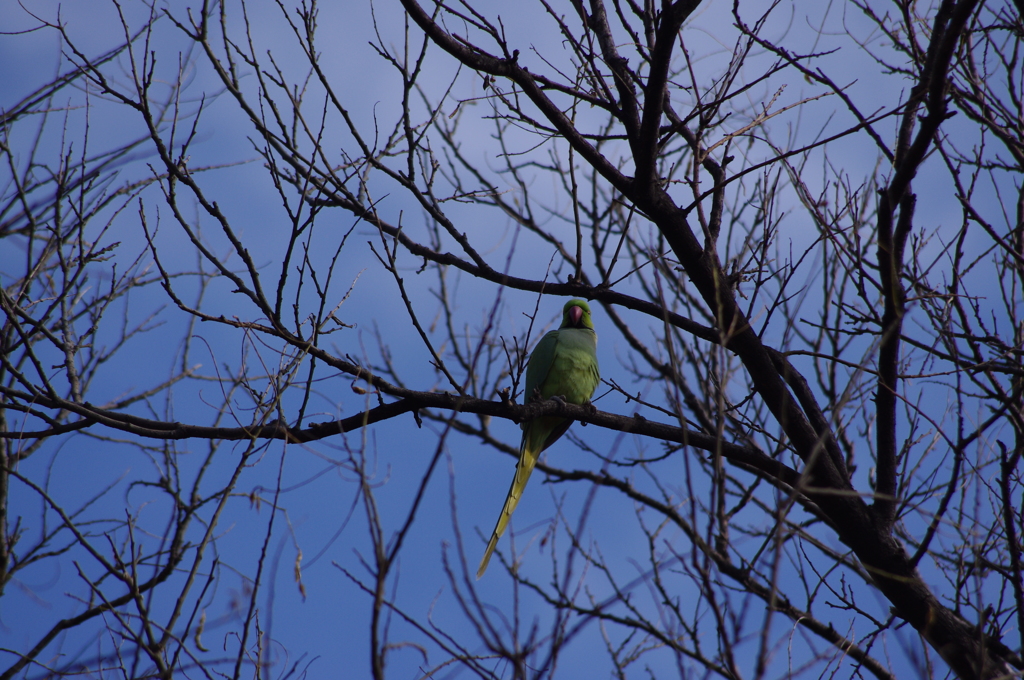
477, 299, 600, 579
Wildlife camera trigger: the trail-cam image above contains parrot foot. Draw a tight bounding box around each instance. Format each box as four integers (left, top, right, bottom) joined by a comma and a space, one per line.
548, 395, 570, 417
578, 401, 596, 426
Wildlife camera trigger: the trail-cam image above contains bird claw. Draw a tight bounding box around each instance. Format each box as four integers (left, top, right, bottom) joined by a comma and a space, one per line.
575, 399, 597, 426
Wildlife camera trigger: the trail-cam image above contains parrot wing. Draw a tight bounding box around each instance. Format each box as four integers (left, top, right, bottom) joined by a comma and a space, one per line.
523, 329, 559, 404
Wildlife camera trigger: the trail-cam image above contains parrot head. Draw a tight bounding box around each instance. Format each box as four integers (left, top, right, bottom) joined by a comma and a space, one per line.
561, 299, 595, 330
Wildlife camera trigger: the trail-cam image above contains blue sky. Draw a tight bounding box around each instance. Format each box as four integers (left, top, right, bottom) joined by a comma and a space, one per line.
3, 1, 1019, 679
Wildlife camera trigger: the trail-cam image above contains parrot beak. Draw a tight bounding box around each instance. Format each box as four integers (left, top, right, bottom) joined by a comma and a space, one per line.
568, 305, 583, 327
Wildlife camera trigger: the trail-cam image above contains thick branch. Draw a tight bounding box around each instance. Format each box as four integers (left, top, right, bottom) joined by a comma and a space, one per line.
0, 388, 796, 490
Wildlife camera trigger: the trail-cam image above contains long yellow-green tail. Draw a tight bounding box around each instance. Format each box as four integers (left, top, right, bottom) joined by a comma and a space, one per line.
476, 447, 539, 579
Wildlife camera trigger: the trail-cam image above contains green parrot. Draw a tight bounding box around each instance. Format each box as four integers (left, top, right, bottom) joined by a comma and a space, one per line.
477, 298, 600, 579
